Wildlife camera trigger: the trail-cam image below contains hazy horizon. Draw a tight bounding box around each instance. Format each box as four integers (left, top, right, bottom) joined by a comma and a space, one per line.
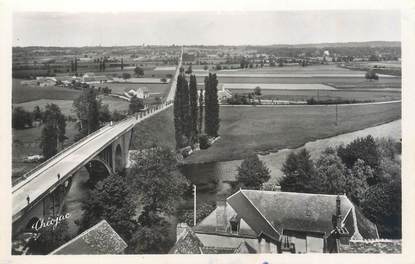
13, 10, 400, 47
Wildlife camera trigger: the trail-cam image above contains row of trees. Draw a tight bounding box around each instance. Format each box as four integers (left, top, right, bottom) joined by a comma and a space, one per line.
279, 135, 401, 238
174, 72, 220, 149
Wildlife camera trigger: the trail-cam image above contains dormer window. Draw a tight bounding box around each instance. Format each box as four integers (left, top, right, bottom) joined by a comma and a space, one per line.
229, 215, 240, 234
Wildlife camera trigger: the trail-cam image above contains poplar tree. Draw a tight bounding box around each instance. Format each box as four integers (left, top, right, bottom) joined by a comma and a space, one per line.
198, 89, 204, 134
204, 73, 219, 137
181, 76, 191, 143
189, 74, 198, 143
174, 74, 185, 148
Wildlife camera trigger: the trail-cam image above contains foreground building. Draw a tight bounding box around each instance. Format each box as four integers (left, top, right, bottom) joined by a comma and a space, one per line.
171, 190, 381, 254
50, 220, 127, 255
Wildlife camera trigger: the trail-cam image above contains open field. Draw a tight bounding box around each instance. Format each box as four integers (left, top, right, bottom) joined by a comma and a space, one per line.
184, 102, 402, 164
14, 97, 130, 117
213, 76, 401, 86
228, 88, 401, 102
130, 107, 175, 150
223, 83, 335, 90
12, 79, 81, 104
12, 122, 80, 182
221, 64, 368, 74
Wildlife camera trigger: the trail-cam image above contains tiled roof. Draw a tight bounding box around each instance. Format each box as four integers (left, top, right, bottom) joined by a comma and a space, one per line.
50, 220, 127, 255
339, 240, 401, 253
227, 190, 280, 238
234, 241, 257, 253
200, 247, 237, 254
195, 233, 259, 250
169, 227, 203, 254
194, 204, 257, 237
228, 190, 378, 239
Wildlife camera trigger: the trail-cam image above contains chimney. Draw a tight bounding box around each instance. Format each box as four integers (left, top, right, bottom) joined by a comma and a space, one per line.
216, 198, 228, 232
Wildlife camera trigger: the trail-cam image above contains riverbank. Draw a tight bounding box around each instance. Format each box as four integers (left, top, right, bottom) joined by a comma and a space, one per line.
180, 119, 401, 205
182, 102, 401, 165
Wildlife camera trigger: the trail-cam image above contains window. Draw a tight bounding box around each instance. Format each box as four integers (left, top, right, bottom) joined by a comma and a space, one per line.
230, 220, 239, 234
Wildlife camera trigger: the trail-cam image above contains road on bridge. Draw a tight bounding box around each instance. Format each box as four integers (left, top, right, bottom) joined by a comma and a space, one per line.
12, 47, 183, 222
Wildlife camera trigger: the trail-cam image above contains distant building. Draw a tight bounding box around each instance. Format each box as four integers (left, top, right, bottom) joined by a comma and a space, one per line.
171, 190, 379, 254
124, 87, 149, 99
35, 77, 57, 87
50, 220, 127, 255
82, 73, 111, 84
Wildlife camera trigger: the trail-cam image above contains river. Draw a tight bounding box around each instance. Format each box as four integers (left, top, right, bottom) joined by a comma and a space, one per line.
181, 119, 401, 205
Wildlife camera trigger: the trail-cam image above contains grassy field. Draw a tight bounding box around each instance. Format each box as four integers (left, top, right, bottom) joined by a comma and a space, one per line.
14, 97, 130, 117
12, 122, 80, 182
212, 76, 401, 86
228, 88, 401, 102
130, 107, 175, 150
12, 79, 81, 104
219, 64, 368, 74
184, 102, 402, 164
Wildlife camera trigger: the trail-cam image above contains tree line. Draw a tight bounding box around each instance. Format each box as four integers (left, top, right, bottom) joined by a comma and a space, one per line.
233, 135, 401, 239
173, 71, 220, 150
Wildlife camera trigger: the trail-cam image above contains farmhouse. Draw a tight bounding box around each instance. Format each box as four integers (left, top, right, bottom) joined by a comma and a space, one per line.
35, 77, 57, 87
124, 87, 150, 99
171, 190, 379, 254
82, 73, 111, 84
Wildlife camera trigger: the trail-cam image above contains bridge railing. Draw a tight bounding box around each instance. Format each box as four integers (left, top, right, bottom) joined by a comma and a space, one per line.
13, 49, 181, 190
13, 121, 119, 190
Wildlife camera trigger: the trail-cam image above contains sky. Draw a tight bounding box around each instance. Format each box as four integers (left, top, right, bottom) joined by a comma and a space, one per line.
12, 10, 401, 46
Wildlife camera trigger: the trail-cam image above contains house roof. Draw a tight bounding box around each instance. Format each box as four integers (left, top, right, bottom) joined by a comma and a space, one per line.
234, 241, 257, 253
49, 220, 127, 255
194, 203, 257, 237
339, 240, 401, 253
227, 190, 378, 239
169, 226, 203, 254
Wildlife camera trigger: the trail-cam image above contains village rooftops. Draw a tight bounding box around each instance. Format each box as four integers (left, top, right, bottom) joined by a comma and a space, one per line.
49, 220, 127, 255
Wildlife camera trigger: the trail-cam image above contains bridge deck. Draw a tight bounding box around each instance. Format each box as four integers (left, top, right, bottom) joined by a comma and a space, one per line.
12, 48, 183, 222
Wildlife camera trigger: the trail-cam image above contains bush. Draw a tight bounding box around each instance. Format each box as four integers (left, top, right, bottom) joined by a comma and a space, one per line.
361, 179, 401, 238
199, 134, 210, 149
236, 154, 270, 190
177, 202, 216, 227
12, 107, 33, 129
111, 110, 126, 121
122, 72, 131, 79
365, 69, 379, 80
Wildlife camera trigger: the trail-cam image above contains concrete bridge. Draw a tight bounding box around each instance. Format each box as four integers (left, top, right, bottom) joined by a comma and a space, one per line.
12, 47, 183, 237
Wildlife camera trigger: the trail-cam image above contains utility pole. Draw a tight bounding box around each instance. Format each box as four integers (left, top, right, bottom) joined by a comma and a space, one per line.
193, 184, 197, 227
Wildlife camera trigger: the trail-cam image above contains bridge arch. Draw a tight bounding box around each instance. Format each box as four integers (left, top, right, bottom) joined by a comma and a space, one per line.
85, 158, 113, 187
